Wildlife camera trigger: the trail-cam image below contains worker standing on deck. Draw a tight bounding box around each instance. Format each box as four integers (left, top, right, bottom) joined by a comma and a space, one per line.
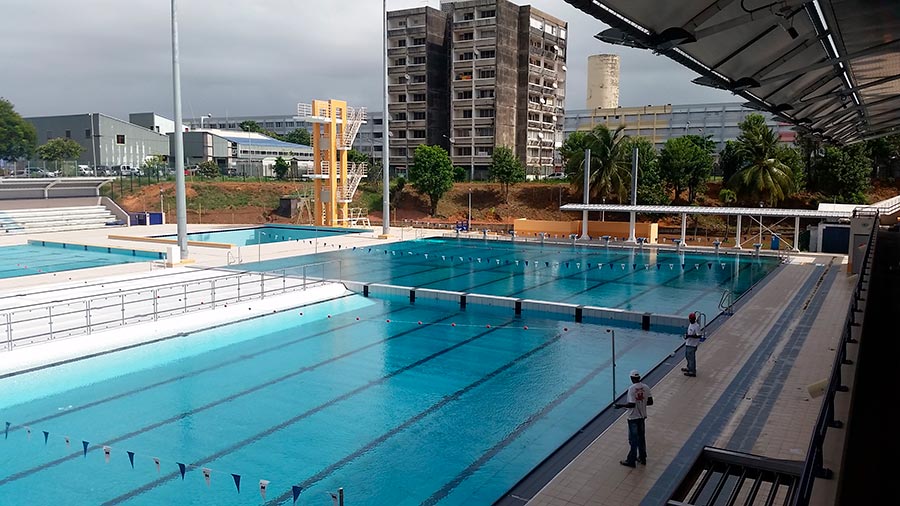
683, 313, 702, 377
614, 370, 653, 467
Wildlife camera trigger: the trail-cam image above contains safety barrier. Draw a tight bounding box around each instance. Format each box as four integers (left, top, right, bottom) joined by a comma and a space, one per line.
1, 260, 342, 352
792, 212, 878, 505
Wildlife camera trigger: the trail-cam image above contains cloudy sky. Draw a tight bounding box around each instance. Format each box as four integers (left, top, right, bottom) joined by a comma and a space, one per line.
4, 0, 734, 120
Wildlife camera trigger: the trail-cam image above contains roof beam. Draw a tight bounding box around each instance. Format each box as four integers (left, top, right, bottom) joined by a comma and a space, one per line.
682, 0, 741, 31
757, 38, 900, 86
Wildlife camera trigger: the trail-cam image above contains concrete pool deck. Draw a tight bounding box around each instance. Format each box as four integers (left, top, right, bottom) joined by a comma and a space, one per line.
521, 259, 855, 506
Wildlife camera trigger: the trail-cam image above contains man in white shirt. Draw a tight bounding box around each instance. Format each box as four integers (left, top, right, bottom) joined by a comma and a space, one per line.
614, 369, 653, 467
683, 312, 702, 377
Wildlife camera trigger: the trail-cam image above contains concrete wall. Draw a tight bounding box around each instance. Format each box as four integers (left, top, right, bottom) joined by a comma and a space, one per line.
586, 54, 619, 109
514, 218, 658, 242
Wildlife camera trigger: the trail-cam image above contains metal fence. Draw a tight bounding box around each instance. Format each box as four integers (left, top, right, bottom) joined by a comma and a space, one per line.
2, 260, 342, 352
792, 214, 878, 505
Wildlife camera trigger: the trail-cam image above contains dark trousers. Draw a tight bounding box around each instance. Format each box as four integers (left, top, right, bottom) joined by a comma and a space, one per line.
626, 417, 647, 464
685, 345, 697, 374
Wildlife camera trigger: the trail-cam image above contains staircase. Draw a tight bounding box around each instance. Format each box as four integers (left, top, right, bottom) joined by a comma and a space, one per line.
0, 206, 120, 235
339, 107, 367, 150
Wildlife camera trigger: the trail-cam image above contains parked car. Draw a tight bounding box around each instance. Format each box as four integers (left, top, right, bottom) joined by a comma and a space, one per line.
77, 165, 94, 176
26, 167, 50, 177
545, 172, 566, 180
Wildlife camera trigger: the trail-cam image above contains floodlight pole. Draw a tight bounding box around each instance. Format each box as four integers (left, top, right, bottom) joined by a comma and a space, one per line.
580, 148, 590, 240
627, 146, 638, 243
382, 0, 391, 236
171, 0, 188, 259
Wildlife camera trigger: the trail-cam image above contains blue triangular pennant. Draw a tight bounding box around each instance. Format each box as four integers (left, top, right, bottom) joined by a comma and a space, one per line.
178, 462, 186, 480
43, 431, 49, 444
82, 441, 89, 457
5, 421, 9, 439
127, 451, 135, 468
232, 473, 242, 493
292, 485, 303, 504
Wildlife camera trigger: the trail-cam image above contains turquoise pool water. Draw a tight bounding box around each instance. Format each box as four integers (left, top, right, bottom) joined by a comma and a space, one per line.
161, 225, 363, 246
0, 244, 157, 280
0, 295, 681, 505
244, 238, 781, 318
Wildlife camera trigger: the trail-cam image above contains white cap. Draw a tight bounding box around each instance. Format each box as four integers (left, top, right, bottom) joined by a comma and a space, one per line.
629, 369, 641, 378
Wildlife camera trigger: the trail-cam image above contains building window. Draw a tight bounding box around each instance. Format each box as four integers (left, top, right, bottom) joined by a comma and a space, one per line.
478, 89, 495, 98
456, 146, 472, 156
374, 118, 383, 125
460, 109, 473, 119
457, 90, 473, 100
454, 128, 471, 138
394, 57, 406, 66
479, 69, 495, 79
459, 32, 474, 41
412, 75, 426, 83
476, 127, 494, 137
275, 122, 283, 128
116, 134, 126, 144
64, 130, 71, 138
463, 12, 474, 21
479, 29, 496, 39
478, 109, 495, 118
413, 37, 426, 45
412, 56, 426, 64
412, 93, 426, 102
374, 132, 383, 138
398, 148, 407, 156
479, 49, 495, 59
397, 39, 406, 47
374, 145, 383, 152
412, 111, 426, 120
85, 129, 91, 139
479, 9, 495, 18
456, 71, 473, 81
458, 52, 474, 61
398, 94, 407, 103
412, 130, 426, 139
286, 121, 295, 127
397, 130, 406, 138
395, 112, 407, 120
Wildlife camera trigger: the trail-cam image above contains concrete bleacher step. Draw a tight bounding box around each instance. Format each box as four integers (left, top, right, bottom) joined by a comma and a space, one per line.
0, 206, 119, 234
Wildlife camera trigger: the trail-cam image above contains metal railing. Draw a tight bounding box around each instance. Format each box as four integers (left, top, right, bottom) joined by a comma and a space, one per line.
792, 214, 878, 505
2, 260, 343, 352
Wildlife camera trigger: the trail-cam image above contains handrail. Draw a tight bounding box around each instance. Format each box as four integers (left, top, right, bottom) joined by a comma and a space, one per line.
718, 290, 734, 315
792, 213, 879, 505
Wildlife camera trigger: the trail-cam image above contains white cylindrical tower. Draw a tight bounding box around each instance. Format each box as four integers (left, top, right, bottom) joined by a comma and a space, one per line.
587, 54, 620, 110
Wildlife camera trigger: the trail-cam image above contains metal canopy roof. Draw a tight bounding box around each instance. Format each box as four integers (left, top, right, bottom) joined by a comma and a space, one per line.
565, 0, 900, 143
560, 203, 850, 218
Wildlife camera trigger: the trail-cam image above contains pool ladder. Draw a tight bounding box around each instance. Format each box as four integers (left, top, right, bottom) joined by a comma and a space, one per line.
718, 290, 735, 315
692, 310, 709, 341
227, 248, 243, 265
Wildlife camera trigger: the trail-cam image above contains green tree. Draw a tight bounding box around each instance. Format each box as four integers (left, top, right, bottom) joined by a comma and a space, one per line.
141, 155, 168, 178
718, 140, 746, 183
281, 128, 311, 146
453, 166, 467, 182
0, 98, 37, 162
489, 146, 526, 203
815, 145, 871, 203
196, 160, 220, 179
729, 113, 794, 206
775, 145, 805, 192
719, 188, 737, 240
659, 136, 712, 203
408, 144, 454, 216
347, 149, 369, 165
239, 120, 262, 133
622, 136, 668, 205
559, 125, 631, 202
273, 156, 289, 180
36, 138, 83, 171
865, 134, 900, 179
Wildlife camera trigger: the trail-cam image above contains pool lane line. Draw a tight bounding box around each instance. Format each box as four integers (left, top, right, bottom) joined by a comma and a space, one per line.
419, 334, 649, 506
7, 303, 415, 431
0, 309, 464, 488
725, 267, 840, 452
555, 260, 701, 306
639, 264, 825, 505
99, 315, 520, 506
263, 319, 576, 506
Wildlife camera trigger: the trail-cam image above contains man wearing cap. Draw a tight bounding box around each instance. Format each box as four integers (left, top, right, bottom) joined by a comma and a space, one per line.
683, 313, 702, 377
614, 369, 653, 467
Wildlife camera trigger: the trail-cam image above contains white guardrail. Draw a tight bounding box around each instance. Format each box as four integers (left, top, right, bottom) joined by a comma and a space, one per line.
2, 261, 342, 352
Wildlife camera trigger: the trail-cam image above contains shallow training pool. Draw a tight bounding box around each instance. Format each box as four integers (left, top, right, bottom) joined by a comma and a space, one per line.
244, 237, 781, 318
0, 244, 156, 280
0, 295, 681, 505
160, 225, 363, 246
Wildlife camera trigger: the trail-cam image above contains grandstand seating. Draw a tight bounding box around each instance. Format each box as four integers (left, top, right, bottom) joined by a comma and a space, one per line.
0, 206, 120, 235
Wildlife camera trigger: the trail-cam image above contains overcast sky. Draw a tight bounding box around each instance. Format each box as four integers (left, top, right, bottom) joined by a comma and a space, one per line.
3, 0, 735, 121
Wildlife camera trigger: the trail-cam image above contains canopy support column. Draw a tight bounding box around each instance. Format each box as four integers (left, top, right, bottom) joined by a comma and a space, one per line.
793, 216, 801, 252
735, 215, 743, 249
680, 213, 687, 245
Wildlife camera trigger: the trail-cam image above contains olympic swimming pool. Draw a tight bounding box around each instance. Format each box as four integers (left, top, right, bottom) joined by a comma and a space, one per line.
244, 238, 781, 318
159, 225, 362, 246
0, 295, 681, 505
0, 238, 782, 504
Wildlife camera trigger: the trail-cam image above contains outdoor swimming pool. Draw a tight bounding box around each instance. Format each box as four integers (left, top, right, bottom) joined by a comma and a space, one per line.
161, 225, 363, 247
245, 238, 781, 318
0, 295, 681, 505
0, 244, 158, 280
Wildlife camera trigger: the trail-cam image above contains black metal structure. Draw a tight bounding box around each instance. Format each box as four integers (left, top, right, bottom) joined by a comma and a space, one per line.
564, 0, 900, 143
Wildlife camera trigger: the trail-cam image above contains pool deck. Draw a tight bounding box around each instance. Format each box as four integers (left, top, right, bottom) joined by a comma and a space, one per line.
523, 259, 855, 506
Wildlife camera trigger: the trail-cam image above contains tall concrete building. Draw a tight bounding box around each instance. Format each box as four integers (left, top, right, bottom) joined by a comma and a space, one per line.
586, 54, 619, 109
385, 0, 567, 179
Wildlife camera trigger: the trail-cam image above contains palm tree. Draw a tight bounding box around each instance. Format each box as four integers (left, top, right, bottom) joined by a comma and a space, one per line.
729, 114, 795, 206
559, 125, 631, 202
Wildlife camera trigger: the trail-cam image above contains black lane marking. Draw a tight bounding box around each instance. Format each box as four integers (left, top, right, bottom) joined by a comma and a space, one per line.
100, 316, 518, 506
421, 335, 647, 505
0, 307, 451, 487
8, 304, 412, 431
265, 320, 565, 506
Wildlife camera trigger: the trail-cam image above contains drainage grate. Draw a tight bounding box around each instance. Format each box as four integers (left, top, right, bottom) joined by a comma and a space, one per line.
667, 447, 802, 506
